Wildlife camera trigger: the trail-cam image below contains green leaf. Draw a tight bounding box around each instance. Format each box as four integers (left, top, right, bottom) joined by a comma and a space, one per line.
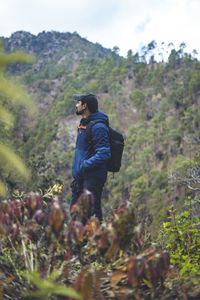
0, 51, 34, 67
27, 272, 81, 299
0, 143, 30, 178
0, 105, 13, 128
0, 180, 6, 195
181, 211, 189, 218
163, 222, 171, 228
0, 75, 35, 112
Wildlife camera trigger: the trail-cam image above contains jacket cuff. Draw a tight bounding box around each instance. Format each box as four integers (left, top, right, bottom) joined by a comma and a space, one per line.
82, 160, 89, 169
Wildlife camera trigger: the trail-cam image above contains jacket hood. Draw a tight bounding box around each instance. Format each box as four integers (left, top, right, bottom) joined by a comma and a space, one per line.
86, 110, 109, 123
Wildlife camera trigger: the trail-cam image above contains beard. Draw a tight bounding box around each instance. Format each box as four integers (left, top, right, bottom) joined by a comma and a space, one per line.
76, 108, 86, 115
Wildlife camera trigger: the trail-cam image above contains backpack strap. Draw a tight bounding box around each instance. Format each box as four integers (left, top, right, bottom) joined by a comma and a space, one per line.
85, 119, 109, 143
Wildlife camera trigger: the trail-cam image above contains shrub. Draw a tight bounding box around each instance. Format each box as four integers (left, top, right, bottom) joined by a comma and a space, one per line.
161, 198, 200, 290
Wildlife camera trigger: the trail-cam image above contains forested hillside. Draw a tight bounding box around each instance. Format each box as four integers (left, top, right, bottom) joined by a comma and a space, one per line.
2, 31, 200, 232
1, 31, 200, 299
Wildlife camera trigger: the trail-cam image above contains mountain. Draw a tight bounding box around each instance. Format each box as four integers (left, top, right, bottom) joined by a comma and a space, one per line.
3, 30, 110, 60
3, 30, 111, 82
2, 31, 200, 233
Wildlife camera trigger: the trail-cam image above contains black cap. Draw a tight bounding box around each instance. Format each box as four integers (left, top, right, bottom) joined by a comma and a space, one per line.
73, 93, 97, 102
73, 93, 98, 113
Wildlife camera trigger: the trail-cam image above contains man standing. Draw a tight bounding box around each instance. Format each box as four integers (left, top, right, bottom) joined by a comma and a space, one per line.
70, 93, 111, 222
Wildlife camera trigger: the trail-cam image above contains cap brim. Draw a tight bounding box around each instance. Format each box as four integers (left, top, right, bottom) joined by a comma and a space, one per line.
73, 94, 82, 101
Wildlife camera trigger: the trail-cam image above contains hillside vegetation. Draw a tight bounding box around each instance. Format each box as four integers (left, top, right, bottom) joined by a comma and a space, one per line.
2, 31, 200, 231
0, 30, 200, 299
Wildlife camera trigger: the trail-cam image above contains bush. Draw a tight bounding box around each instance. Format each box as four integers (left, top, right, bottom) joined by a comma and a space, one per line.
130, 89, 145, 107
160, 198, 200, 289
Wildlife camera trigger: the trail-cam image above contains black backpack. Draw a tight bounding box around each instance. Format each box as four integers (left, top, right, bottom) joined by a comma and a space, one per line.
85, 119, 124, 172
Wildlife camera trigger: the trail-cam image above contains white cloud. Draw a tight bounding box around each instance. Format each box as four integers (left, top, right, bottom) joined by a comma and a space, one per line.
0, 0, 199, 57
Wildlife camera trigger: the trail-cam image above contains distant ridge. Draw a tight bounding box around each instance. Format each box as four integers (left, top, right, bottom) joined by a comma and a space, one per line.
2, 30, 111, 58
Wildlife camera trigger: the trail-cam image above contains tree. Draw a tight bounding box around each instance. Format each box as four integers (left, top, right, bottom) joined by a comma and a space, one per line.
130, 176, 149, 207
130, 88, 145, 107
178, 42, 186, 59
169, 154, 200, 192
189, 65, 200, 95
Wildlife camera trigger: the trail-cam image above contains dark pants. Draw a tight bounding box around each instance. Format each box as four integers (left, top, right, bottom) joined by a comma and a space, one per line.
70, 177, 104, 222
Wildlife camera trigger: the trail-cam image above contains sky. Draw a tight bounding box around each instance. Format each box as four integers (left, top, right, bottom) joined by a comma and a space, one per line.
0, 0, 200, 58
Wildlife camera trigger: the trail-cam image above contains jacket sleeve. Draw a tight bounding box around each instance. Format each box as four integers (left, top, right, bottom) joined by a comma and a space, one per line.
83, 123, 111, 170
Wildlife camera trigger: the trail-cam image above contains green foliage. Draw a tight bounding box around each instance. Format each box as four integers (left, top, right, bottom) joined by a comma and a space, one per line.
167, 49, 181, 69
189, 62, 200, 94
130, 176, 149, 207
135, 64, 147, 86
149, 170, 168, 191
0, 40, 34, 194
170, 156, 192, 174
161, 199, 200, 286
137, 147, 154, 173
168, 155, 194, 186
130, 88, 145, 106
149, 189, 167, 233
26, 271, 81, 299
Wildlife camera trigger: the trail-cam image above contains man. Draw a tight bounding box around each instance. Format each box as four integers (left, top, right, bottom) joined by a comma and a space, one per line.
70, 93, 111, 222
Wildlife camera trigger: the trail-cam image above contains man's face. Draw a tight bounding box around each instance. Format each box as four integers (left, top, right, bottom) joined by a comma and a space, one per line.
76, 100, 86, 115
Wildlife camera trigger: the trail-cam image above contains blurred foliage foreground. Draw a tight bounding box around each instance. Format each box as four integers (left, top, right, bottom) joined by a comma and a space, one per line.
0, 40, 34, 195
0, 184, 200, 300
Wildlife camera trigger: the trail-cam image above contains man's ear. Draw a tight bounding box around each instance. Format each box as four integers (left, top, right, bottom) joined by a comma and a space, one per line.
83, 103, 87, 109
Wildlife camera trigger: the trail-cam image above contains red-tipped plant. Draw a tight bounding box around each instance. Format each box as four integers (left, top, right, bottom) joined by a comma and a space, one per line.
48, 197, 67, 235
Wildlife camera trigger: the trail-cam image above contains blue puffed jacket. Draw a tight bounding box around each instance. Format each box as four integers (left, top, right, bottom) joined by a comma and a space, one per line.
72, 110, 111, 183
